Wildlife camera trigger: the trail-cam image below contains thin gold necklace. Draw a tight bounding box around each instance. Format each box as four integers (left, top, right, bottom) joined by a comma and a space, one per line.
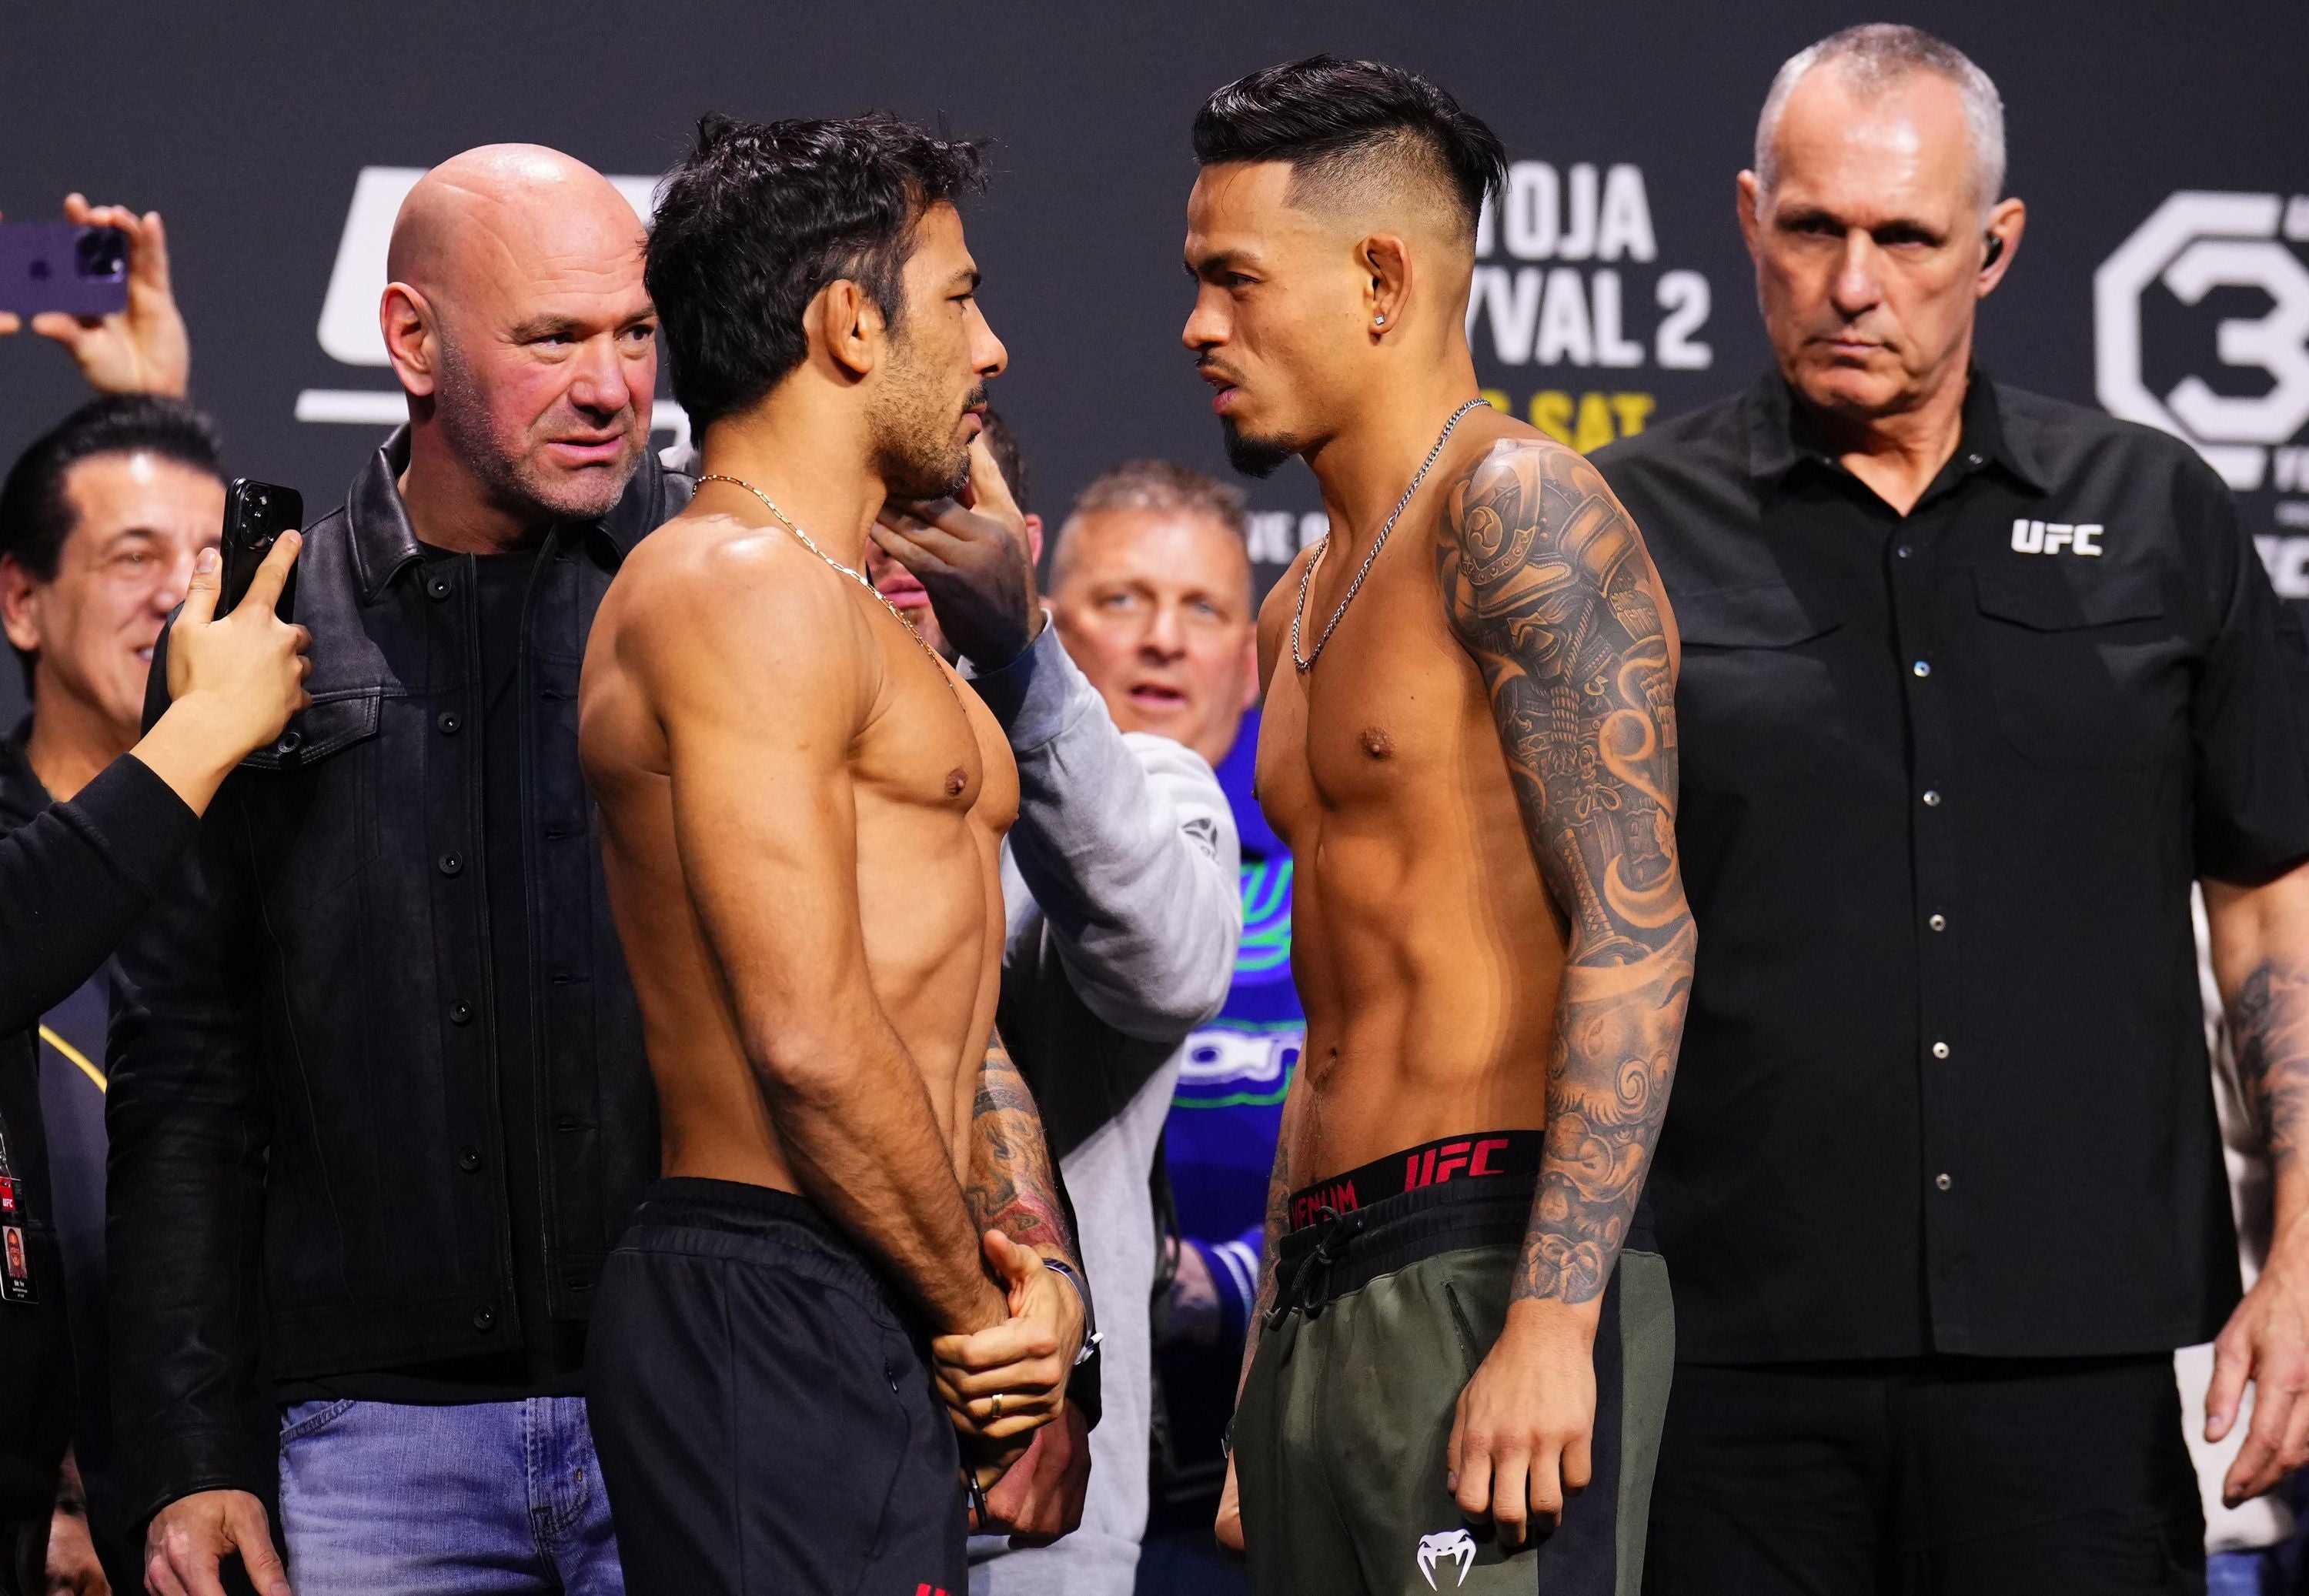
697, 472, 956, 696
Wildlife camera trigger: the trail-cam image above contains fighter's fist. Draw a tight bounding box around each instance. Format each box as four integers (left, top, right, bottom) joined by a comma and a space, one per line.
1444, 1298, 1600, 1548
1215, 1455, 1245, 1551
930, 1232, 1081, 1444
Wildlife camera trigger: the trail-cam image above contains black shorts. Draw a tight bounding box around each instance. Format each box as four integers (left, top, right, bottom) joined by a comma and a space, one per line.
590, 1178, 967, 1596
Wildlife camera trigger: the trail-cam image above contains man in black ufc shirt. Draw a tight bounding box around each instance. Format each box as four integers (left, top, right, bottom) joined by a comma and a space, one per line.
1594, 26, 2309, 1594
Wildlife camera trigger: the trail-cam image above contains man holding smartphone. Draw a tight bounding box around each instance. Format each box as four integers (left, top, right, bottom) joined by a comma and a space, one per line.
0, 528, 307, 1596
0, 394, 227, 1596
109, 144, 684, 1596
0, 196, 209, 1595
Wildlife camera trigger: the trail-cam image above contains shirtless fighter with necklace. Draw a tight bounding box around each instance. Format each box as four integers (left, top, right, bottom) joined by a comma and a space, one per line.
1186, 58, 1696, 1596
580, 115, 1088, 1596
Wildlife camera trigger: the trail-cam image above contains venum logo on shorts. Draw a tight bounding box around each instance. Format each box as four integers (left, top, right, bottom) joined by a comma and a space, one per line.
1415, 1528, 1477, 1589
1290, 1177, 1358, 1231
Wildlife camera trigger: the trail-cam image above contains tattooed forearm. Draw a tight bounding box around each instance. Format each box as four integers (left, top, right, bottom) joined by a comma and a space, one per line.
2232, 961, 2309, 1167
1438, 440, 1697, 1306
964, 1033, 1078, 1266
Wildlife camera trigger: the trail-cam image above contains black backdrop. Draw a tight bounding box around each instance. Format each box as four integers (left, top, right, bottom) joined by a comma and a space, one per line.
4, 0, 2307, 730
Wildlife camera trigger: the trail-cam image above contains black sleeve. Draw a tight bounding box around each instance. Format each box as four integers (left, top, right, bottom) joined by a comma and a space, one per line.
105, 785, 276, 1528
0, 754, 198, 1034
2185, 456, 2309, 882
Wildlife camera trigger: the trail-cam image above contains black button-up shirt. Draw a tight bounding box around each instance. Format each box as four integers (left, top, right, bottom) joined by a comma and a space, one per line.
1593, 372, 2309, 1363
109, 431, 688, 1524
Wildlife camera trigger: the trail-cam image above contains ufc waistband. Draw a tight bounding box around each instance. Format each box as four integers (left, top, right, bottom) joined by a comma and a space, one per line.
1287, 1130, 1544, 1232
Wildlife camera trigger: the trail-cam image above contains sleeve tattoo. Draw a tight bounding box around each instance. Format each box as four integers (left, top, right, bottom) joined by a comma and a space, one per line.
2231, 961, 2309, 1165
963, 1031, 1080, 1267
1439, 442, 1698, 1306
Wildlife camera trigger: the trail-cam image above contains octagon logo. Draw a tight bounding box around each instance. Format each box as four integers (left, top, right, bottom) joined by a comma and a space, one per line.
2095, 190, 2309, 493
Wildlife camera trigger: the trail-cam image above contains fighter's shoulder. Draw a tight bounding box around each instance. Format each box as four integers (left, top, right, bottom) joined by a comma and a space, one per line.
1435, 426, 1625, 547
621, 509, 835, 608
613, 510, 870, 668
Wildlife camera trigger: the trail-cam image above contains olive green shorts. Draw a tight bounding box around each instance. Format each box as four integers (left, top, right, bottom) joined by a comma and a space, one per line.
1235, 1180, 1673, 1594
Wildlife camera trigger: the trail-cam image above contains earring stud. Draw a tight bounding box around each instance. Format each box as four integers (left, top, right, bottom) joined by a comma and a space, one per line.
1375, 314, 1386, 326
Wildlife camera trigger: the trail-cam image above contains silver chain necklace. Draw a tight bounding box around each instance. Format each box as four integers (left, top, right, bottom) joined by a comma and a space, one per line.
696, 472, 956, 693
1290, 398, 1489, 673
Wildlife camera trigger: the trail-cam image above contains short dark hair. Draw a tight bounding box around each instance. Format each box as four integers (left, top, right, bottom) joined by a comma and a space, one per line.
1193, 55, 1507, 239
648, 113, 987, 434
0, 393, 224, 694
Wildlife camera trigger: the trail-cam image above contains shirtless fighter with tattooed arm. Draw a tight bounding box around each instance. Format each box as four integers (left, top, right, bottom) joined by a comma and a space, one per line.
578, 115, 1085, 1596
1185, 60, 1692, 1595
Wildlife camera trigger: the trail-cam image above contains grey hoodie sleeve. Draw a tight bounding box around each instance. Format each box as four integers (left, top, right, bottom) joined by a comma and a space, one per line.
971, 623, 1242, 1043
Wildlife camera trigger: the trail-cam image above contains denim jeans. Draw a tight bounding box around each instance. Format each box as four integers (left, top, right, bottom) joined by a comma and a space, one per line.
278, 1397, 623, 1594
2204, 1548, 2277, 1596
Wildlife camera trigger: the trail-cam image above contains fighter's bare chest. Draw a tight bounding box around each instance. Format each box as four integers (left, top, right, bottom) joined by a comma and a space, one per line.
1255, 565, 1495, 835
854, 653, 1018, 834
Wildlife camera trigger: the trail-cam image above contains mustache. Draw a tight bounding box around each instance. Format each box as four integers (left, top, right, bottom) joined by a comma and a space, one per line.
1196, 356, 1244, 385
961, 383, 990, 414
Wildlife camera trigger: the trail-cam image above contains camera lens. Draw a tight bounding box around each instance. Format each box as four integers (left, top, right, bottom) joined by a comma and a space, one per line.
74, 229, 127, 280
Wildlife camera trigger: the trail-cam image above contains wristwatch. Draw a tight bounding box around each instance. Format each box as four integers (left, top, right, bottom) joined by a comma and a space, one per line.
1043, 1257, 1102, 1367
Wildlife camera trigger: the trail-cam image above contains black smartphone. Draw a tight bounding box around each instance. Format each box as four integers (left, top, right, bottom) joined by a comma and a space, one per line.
0, 222, 129, 317
219, 479, 304, 621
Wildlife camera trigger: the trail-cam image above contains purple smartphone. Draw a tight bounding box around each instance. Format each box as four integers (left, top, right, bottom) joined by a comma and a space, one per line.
0, 222, 129, 317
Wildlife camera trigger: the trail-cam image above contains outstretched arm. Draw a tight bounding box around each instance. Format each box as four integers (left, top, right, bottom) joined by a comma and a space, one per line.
1436, 439, 1696, 1544
2204, 863, 2309, 1504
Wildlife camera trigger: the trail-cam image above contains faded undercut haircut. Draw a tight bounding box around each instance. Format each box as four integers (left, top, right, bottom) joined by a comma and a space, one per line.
1756, 24, 2007, 214
647, 113, 986, 432
1051, 459, 1248, 591
1192, 55, 1507, 245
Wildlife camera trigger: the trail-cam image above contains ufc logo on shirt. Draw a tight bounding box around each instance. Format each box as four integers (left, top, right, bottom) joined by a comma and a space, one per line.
2011, 518, 2105, 556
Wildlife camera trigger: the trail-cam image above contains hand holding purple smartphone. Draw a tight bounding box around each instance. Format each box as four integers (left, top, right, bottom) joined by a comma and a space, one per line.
0, 222, 130, 318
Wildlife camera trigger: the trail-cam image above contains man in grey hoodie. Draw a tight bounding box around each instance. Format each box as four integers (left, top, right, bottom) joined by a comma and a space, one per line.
874, 426, 1247, 1595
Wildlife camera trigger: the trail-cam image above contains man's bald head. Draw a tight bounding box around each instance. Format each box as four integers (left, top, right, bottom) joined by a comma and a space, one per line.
378, 143, 659, 534
1193, 56, 1505, 254
387, 144, 643, 299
